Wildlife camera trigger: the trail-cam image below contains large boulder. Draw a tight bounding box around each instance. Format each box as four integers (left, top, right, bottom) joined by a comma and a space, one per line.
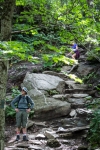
22, 72, 65, 93
22, 72, 70, 120
29, 96, 71, 120
43, 71, 67, 80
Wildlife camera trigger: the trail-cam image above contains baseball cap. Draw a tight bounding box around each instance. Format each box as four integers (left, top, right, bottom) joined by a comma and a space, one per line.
22, 87, 28, 93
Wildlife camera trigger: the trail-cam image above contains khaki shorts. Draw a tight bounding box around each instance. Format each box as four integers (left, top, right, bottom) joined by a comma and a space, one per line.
16, 110, 29, 128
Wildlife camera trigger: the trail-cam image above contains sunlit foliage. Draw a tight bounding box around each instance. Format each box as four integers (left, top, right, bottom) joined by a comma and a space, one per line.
0, 0, 100, 62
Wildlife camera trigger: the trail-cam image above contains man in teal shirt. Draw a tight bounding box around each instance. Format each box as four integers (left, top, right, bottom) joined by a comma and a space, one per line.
11, 87, 34, 141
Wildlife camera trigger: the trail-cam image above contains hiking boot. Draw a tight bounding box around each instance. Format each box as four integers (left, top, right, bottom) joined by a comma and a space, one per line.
23, 135, 28, 141
16, 135, 20, 141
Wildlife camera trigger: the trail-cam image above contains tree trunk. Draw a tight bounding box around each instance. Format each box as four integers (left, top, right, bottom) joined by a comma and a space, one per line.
1, 0, 15, 41
0, 60, 8, 150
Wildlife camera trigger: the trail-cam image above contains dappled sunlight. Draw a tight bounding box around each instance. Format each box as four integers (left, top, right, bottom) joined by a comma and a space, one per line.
62, 71, 83, 84
42, 54, 79, 70
2, 50, 13, 54
60, 56, 78, 65
68, 73, 83, 83
0, 41, 35, 61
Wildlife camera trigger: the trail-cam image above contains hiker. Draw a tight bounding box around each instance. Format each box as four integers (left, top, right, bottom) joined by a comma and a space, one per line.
11, 87, 34, 141
67, 41, 80, 59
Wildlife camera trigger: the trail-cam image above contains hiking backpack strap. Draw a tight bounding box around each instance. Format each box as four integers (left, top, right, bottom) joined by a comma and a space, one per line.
17, 95, 29, 108
17, 95, 21, 108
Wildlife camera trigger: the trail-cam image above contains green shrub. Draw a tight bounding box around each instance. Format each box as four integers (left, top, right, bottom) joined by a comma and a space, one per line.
86, 47, 100, 62
5, 105, 16, 118
88, 109, 100, 149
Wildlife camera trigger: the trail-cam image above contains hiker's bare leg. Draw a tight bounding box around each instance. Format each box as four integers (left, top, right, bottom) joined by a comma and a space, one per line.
72, 53, 76, 59
16, 127, 20, 134
15, 127, 20, 141
22, 127, 27, 134
22, 127, 28, 141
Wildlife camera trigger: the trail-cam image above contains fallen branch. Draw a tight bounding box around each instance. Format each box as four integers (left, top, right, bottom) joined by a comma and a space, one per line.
11, 27, 36, 34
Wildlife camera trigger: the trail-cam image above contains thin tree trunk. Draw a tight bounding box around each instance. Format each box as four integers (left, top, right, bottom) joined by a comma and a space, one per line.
0, 60, 8, 150
1, 0, 15, 41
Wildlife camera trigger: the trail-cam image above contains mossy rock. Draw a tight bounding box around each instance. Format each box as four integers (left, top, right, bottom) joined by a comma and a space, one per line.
47, 139, 61, 148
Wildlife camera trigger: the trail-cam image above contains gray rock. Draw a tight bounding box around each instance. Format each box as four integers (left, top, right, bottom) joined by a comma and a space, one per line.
77, 64, 94, 76
65, 89, 91, 94
5, 148, 24, 150
69, 109, 77, 117
85, 96, 92, 100
28, 145, 43, 150
33, 121, 46, 127
21, 73, 71, 120
59, 139, 71, 144
68, 98, 86, 104
57, 126, 89, 133
22, 72, 65, 93
59, 132, 73, 138
71, 103, 85, 109
28, 134, 35, 140
49, 117, 89, 128
17, 143, 29, 148
47, 139, 61, 148
27, 120, 34, 128
28, 88, 48, 100
76, 108, 93, 117
58, 127, 65, 132
72, 94, 89, 98
65, 81, 88, 89
8, 136, 16, 143
30, 97, 71, 120
42, 128, 54, 134
44, 130, 58, 139
68, 98, 86, 109
52, 94, 71, 100
28, 139, 42, 145
35, 134, 46, 140
43, 71, 67, 79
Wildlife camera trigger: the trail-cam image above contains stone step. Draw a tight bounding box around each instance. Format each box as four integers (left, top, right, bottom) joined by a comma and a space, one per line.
65, 81, 88, 89
71, 94, 89, 98
56, 125, 90, 133
68, 98, 85, 109
65, 89, 95, 95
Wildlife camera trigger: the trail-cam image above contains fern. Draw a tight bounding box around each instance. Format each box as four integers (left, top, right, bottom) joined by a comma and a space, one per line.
5, 106, 16, 117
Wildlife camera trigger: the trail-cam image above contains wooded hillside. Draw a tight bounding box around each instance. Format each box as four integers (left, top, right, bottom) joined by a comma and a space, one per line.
0, 0, 100, 64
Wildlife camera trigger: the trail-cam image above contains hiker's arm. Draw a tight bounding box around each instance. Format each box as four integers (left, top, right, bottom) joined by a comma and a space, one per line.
11, 95, 20, 110
76, 45, 78, 50
67, 51, 73, 56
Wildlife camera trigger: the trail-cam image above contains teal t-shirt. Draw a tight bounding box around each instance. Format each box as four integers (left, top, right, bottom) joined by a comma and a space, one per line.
11, 95, 34, 110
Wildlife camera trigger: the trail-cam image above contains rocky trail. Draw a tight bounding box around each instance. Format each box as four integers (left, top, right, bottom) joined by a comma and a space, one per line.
5, 83, 96, 150
5, 53, 100, 150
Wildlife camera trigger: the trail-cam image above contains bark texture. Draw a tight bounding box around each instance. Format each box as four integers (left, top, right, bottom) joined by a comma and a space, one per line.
1, 0, 15, 41
0, 60, 8, 150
